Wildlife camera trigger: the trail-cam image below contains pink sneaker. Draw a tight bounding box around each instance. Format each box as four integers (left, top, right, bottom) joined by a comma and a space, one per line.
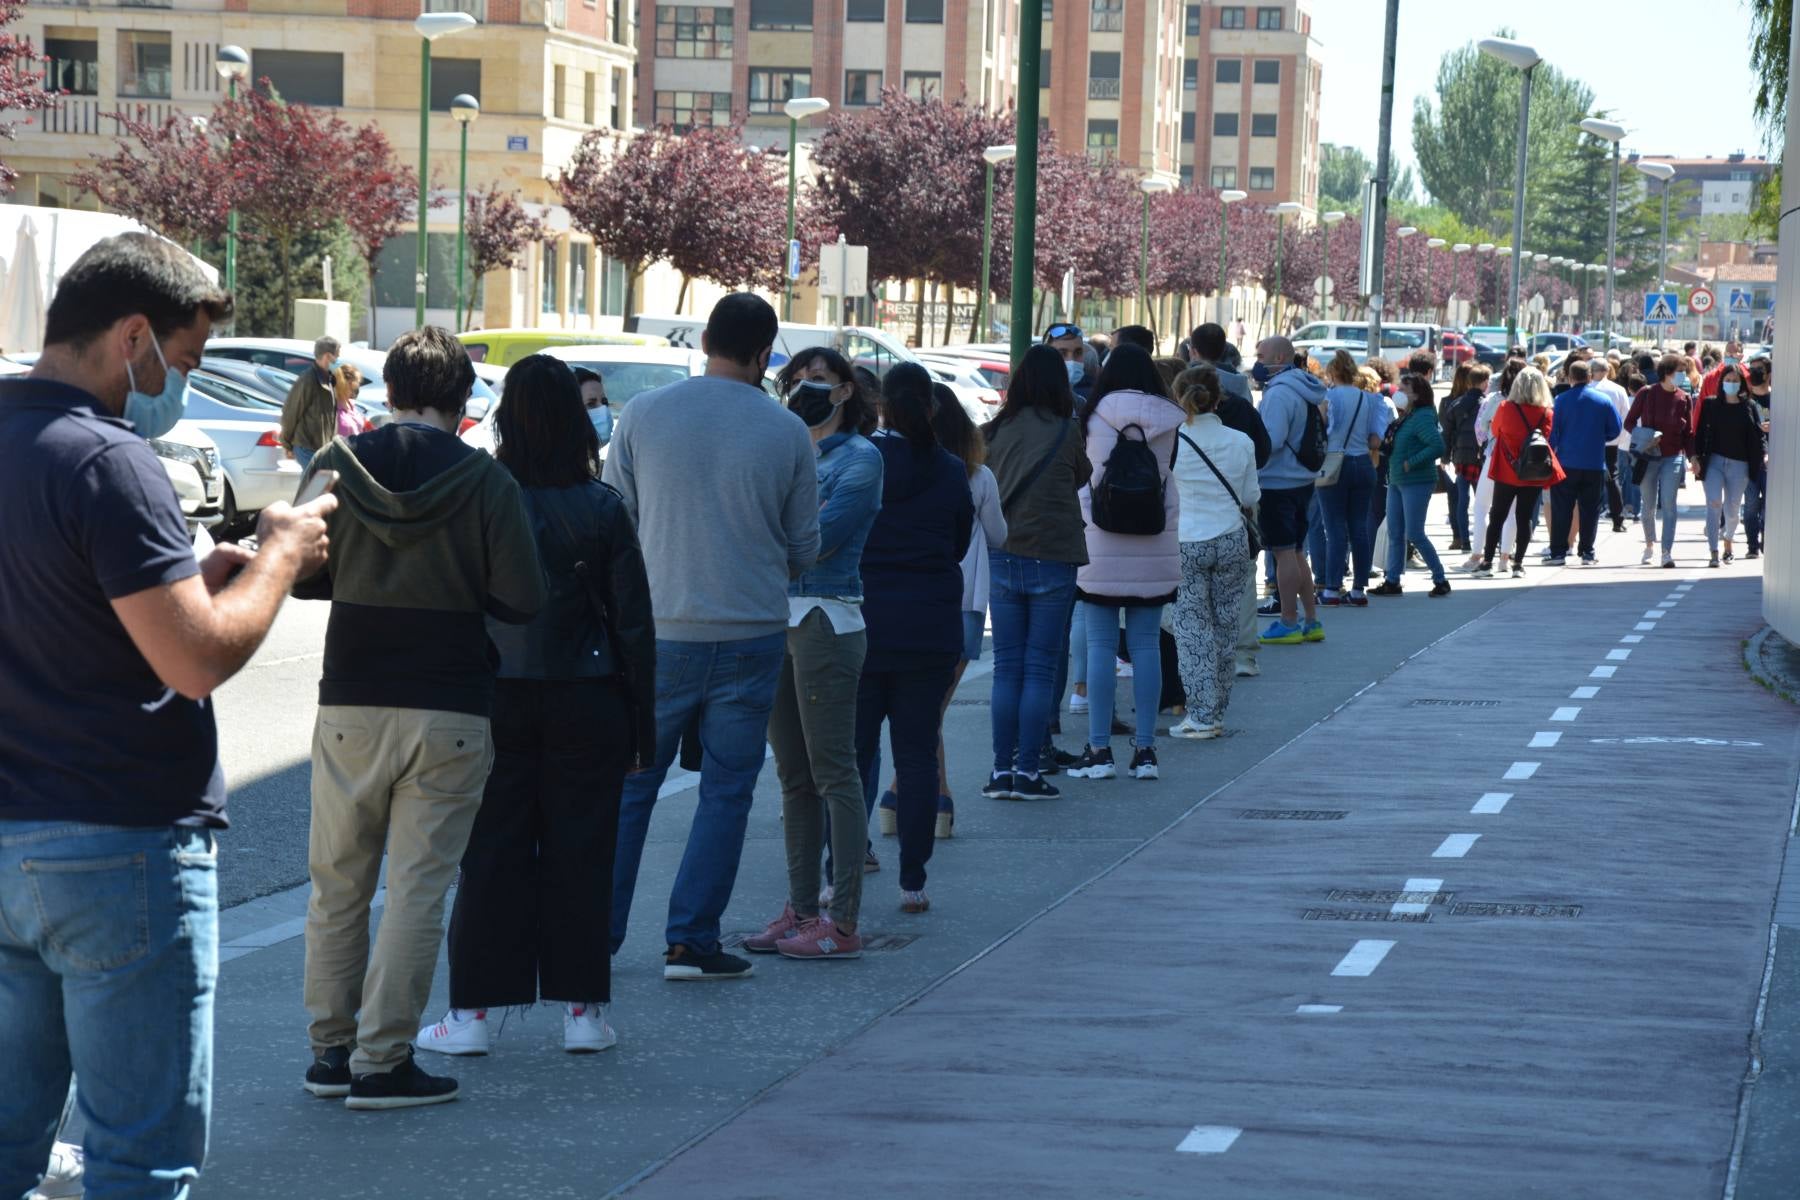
743, 902, 803, 954
775, 915, 864, 960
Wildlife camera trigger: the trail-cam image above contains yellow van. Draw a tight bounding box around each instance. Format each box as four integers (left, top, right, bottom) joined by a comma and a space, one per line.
457, 328, 670, 366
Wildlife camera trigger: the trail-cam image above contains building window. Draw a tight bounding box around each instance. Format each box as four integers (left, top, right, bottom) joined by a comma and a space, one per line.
1042, 0, 1051, 16
654, 6, 734, 58
1212, 112, 1238, 137
541, 241, 560, 314
1180, 111, 1195, 141
612, 67, 627, 126
571, 242, 590, 317
44, 38, 99, 96
1215, 58, 1241, 83
1088, 51, 1120, 99
1255, 5, 1281, 29
1210, 165, 1237, 188
582, 72, 597, 124
1086, 118, 1118, 161
552, 64, 566, 118
903, 71, 941, 99
252, 50, 344, 107
1249, 166, 1274, 190
1183, 59, 1198, 90
600, 254, 628, 316
1184, 3, 1201, 35
430, 58, 481, 112
117, 31, 171, 99
1041, 49, 1051, 85
748, 68, 811, 113
845, 70, 881, 104
906, 0, 944, 20
1251, 112, 1276, 137
1253, 59, 1280, 84
1180, 165, 1194, 186
847, 0, 884, 18
654, 89, 732, 128
1219, 5, 1244, 28
751, 0, 812, 28
1090, 0, 1122, 31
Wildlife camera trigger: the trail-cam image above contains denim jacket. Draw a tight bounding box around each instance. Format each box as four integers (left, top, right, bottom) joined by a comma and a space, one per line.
789, 430, 883, 600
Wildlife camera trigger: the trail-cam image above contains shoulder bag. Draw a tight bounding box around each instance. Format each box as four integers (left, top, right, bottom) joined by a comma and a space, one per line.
1315, 392, 1365, 488
1178, 430, 1261, 555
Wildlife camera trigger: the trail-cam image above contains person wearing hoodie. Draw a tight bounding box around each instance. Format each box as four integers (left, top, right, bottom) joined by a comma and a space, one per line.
1065, 345, 1185, 783
294, 326, 545, 1110
1251, 336, 1328, 645
1438, 363, 1490, 552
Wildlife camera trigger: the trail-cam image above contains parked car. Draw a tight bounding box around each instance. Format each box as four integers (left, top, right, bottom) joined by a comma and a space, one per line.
194, 356, 299, 403
182, 370, 309, 534
916, 354, 1004, 421
462, 345, 707, 457
202, 337, 498, 431
150, 420, 225, 540
1293, 322, 1442, 369
457, 328, 669, 366
1466, 326, 1512, 348
918, 347, 1012, 391
1578, 329, 1633, 352
1528, 332, 1589, 356
1439, 331, 1476, 367
632, 316, 919, 378
1469, 341, 1511, 371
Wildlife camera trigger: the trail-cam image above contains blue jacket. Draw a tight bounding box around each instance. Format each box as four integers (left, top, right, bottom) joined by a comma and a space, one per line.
789, 430, 883, 600
1256, 365, 1329, 488
860, 432, 974, 669
1550, 384, 1622, 472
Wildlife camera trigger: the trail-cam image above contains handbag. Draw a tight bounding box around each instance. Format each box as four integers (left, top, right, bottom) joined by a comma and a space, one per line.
1178, 430, 1261, 555
1315, 392, 1365, 489
1434, 464, 1454, 495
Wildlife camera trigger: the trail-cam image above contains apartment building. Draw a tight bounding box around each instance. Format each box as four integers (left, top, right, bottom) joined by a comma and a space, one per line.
1634, 153, 1775, 220
1176, 0, 1319, 210
638, 0, 1023, 147
1034, 0, 1180, 176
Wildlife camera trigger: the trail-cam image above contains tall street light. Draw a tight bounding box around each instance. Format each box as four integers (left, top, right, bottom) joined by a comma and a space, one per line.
1496, 246, 1514, 333
978, 143, 1016, 342
1271, 200, 1304, 332
214, 45, 249, 299
781, 96, 831, 321
1581, 117, 1627, 353
414, 12, 477, 331
1531, 252, 1549, 335
450, 93, 479, 333
1549, 256, 1567, 330
1636, 159, 1676, 349
1451, 243, 1472, 328
1480, 36, 1542, 353
1216, 189, 1246, 323
1476, 243, 1496, 325
1395, 226, 1418, 320
1426, 237, 1446, 325
1320, 211, 1346, 319
1139, 177, 1174, 329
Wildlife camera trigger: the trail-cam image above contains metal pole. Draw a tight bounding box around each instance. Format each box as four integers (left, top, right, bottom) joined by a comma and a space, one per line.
1140, 191, 1151, 322
1320, 221, 1330, 319
225, 77, 238, 297
1009, 4, 1041, 366
455, 119, 468, 332
1367, 0, 1399, 355
1603, 142, 1619, 352
784, 115, 798, 321
978, 160, 995, 340
415, 37, 431, 330
1273, 213, 1285, 332
1657, 181, 1670, 350
1505, 65, 1533, 351
1216, 200, 1230, 324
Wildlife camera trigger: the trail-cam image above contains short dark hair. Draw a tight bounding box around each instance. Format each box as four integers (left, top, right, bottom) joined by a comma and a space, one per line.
384, 326, 476, 415
1568, 359, 1592, 383
881, 362, 938, 454
703, 292, 779, 366
495, 353, 599, 486
1189, 324, 1227, 362
1407, 350, 1437, 378
776, 346, 877, 436
1112, 325, 1156, 353
44, 233, 232, 349
1658, 351, 1687, 377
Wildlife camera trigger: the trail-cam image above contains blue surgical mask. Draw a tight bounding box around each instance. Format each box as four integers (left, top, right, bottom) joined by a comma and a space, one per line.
1722, 381, 1742, 396
124, 337, 187, 438
1724, 357, 1739, 368
1065, 359, 1084, 386
1251, 361, 1275, 386
1674, 372, 1691, 389
588, 402, 613, 443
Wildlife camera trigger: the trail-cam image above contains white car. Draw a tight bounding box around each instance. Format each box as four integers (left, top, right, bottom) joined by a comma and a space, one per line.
916, 354, 1004, 422
203, 337, 498, 428
149, 420, 225, 538
183, 370, 304, 532
462, 345, 707, 456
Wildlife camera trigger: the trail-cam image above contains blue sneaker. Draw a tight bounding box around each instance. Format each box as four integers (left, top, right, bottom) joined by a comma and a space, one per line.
877, 790, 897, 836
1260, 620, 1304, 645
1302, 619, 1325, 643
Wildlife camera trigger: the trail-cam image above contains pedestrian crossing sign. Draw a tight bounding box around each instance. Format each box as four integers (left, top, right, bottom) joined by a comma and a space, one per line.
1730, 288, 1753, 313
1644, 292, 1679, 325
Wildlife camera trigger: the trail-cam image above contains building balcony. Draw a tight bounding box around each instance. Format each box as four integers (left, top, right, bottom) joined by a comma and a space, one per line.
32, 95, 178, 137
1087, 77, 1120, 99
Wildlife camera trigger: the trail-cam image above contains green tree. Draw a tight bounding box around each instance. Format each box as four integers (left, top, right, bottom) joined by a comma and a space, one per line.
1318, 143, 1370, 210
1749, 0, 1789, 145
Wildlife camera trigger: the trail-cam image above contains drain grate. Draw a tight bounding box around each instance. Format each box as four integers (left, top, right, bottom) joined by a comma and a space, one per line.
947, 698, 990, 707
1238, 809, 1348, 821
1327, 888, 1454, 905
1408, 698, 1504, 708
1450, 902, 1582, 918
1303, 908, 1433, 923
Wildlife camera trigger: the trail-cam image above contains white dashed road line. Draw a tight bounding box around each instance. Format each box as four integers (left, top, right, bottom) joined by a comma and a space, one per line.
1621, 635, 1644, 644
1529, 731, 1562, 748
1551, 707, 1581, 721
1177, 1126, 1243, 1154
1571, 686, 1600, 700
1635, 622, 1658, 631
1504, 761, 1541, 780
1392, 878, 1444, 915
1433, 834, 1480, 859
1644, 610, 1666, 620
1296, 1004, 1343, 1014
1591, 665, 1618, 679
1332, 940, 1397, 977
1472, 792, 1512, 814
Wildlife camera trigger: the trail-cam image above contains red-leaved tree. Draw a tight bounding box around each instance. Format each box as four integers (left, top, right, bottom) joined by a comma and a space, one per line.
463, 183, 546, 329
0, 0, 51, 191
69, 111, 233, 246
341, 124, 424, 332
556, 129, 680, 320
663, 122, 788, 303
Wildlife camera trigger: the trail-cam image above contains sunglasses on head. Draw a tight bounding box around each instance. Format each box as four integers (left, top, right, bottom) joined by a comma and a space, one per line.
1045, 324, 1084, 341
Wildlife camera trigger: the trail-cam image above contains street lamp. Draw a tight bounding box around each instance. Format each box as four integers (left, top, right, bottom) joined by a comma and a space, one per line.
1481, 36, 1542, 351
1216, 189, 1247, 322
413, 12, 477, 331
1496, 246, 1514, 331
450, 93, 479, 333
1139, 177, 1175, 328
1321, 211, 1347, 319
1451, 242, 1472, 328
214, 46, 249, 298
977, 144, 1016, 341
1426, 237, 1446, 324
1395, 226, 1419, 320
1270, 200, 1304, 332
1580, 117, 1627, 353
1637, 159, 1676, 349
781, 96, 831, 321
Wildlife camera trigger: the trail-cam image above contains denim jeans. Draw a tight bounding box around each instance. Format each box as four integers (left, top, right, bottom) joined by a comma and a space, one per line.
293, 446, 315, 472
988, 551, 1078, 776
1306, 492, 1328, 588
610, 632, 786, 955
1745, 465, 1767, 553
0, 821, 217, 1200
1549, 469, 1606, 559
1639, 455, 1685, 557
1384, 482, 1446, 584
1618, 446, 1642, 517
1702, 455, 1752, 553
1084, 601, 1163, 750
1451, 471, 1474, 545
1067, 601, 1087, 690
1317, 454, 1376, 591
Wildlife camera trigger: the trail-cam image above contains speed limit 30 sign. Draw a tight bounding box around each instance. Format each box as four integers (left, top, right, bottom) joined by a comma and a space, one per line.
1689, 287, 1716, 315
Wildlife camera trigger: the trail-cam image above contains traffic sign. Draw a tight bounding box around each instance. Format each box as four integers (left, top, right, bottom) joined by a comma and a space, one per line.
1644, 292, 1680, 325
817, 242, 869, 297
1688, 287, 1716, 315
1729, 287, 1753, 313
787, 239, 801, 281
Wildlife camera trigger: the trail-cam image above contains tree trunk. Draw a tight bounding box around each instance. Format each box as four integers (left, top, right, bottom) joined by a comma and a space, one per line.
912, 278, 926, 346
277, 233, 295, 339
1033, 287, 1048, 333
675, 274, 690, 314
967, 292, 982, 343
626, 265, 642, 327
942, 279, 957, 344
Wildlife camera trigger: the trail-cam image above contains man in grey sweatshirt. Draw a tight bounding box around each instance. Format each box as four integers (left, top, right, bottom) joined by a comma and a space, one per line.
604, 293, 820, 980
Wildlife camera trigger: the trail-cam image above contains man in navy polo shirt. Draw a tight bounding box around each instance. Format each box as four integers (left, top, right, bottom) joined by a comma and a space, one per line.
0, 234, 334, 1199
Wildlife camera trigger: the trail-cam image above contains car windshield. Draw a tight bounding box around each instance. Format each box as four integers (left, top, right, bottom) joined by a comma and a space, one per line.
189, 373, 281, 412
563, 361, 691, 407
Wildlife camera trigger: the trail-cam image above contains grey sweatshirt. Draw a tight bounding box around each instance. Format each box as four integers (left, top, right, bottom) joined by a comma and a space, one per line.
603, 373, 820, 642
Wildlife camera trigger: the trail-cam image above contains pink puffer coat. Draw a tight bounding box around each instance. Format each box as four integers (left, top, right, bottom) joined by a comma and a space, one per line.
1076, 389, 1185, 604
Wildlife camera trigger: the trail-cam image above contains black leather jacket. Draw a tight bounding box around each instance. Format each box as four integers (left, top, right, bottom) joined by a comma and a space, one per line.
487, 480, 657, 766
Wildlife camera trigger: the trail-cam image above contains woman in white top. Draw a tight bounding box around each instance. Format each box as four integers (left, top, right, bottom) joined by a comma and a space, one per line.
1466, 358, 1525, 572
1167, 365, 1260, 740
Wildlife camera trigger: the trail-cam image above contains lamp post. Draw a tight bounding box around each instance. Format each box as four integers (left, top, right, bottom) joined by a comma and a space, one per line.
1270, 200, 1304, 332
1496, 246, 1513, 335
413, 12, 477, 331
1549, 256, 1566, 331
449, 93, 479, 333
977, 143, 1016, 343
1425, 236, 1446, 325
1216, 188, 1246, 323
1529, 252, 1548, 335
1395, 225, 1418, 320
1636, 159, 1676, 349
1476, 243, 1495, 326
1139, 177, 1174, 328
1480, 37, 1543, 355
781, 96, 832, 321
214, 46, 249, 298
1451, 242, 1471, 328
1320, 211, 1346, 319
1580, 117, 1626, 354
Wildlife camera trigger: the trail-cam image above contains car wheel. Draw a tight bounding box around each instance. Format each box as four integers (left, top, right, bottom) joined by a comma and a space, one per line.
220, 482, 251, 541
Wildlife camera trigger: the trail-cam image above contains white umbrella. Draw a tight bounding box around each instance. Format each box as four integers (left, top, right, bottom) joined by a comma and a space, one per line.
0, 214, 46, 354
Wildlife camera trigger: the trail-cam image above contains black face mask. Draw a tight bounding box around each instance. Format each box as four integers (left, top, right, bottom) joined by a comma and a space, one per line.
1750, 367, 1768, 386
787, 381, 841, 427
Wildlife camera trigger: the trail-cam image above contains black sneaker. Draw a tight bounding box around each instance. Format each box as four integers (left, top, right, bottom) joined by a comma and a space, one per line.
1370, 581, 1403, 597
1511, 563, 1526, 578
1066, 746, 1116, 780
1128, 747, 1159, 780
344, 1050, 457, 1111
664, 945, 755, 981
982, 771, 1014, 799
1429, 580, 1452, 598
1257, 597, 1282, 617
864, 847, 880, 873
304, 1046, 352, 1098
1009, 773, 1062, 800
1546, 555, 1567, 566
1039, 744, 1080, 776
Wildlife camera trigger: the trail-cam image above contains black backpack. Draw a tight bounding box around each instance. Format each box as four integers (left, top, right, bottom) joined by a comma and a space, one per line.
1091, 422, 1168, 535
1290, 399, 1329, 472
1507, 402, 1555, 482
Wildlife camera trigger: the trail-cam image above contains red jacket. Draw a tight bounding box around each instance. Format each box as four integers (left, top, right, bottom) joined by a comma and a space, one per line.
1486, 400, 1565, 489
1624, 383, 1695, 459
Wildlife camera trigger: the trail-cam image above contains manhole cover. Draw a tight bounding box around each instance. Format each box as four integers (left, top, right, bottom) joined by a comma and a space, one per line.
1303, 908, 1433, 923
1327, 888, 1454, 905
1238, 809, 1348, 821
947, 698, 990, 707
1408, 699, 1503, 708
1450, 902, 1581, 918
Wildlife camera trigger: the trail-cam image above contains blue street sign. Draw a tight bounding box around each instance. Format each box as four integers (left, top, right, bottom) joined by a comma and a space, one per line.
506, 135, 529, 152
1729, 287, 1753, 313
1644, 292, 1679, 325
787, 239, 801, 280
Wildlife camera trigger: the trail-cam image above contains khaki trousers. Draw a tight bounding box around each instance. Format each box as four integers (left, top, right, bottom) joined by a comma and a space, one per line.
303, 705, 493, 1074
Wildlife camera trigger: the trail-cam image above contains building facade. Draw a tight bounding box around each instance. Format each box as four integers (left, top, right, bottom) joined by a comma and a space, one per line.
1037, 0, 1181, 177
1177, 0, 1318, 210
1635, 153, 1776, 220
